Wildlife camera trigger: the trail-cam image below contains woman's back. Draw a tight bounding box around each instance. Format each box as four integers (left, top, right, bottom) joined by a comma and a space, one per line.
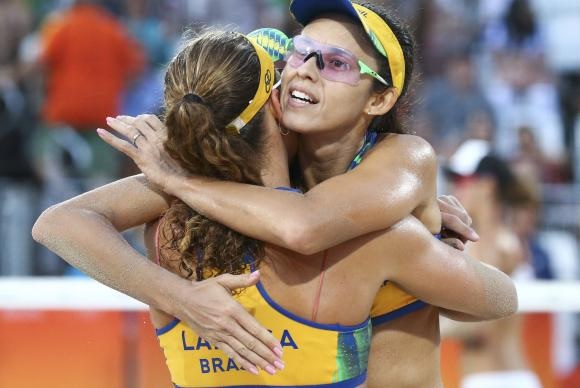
145, 218, 382, 386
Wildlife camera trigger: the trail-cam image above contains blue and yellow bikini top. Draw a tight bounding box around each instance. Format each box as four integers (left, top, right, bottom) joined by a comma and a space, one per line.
156, 276, 371, 387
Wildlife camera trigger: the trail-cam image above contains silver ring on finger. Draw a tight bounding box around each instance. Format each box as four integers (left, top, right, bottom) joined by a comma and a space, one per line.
132, 132, 143, 147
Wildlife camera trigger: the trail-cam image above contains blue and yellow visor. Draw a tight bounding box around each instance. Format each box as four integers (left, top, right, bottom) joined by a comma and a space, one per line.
226, 29, 291, 133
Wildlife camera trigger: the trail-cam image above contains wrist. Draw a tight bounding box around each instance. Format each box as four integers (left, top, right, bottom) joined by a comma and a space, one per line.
143, 261, 194, 317
163, 173, 184, 197
154, 275, 197, 318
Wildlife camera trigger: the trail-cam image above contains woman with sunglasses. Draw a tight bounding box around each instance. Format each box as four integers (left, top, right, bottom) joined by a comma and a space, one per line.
34, 1, 517, 386
34, 25, 515, 387
105, 2, 496, 385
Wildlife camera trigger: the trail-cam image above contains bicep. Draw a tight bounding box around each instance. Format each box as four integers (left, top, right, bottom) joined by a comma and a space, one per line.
60, 174, 171, 231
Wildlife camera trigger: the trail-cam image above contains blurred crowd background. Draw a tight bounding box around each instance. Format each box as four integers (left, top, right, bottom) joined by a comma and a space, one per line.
0, 0, 578, 386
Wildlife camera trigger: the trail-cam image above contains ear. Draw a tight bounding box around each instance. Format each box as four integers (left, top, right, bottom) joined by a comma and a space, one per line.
364, 88, 398, 116
269, 88, 283, 122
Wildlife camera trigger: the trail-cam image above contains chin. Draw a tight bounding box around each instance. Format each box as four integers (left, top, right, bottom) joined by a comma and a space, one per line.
282, 116, 318, 134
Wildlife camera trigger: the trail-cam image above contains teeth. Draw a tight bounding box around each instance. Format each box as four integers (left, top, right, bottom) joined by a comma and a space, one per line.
291, 90, 313, 103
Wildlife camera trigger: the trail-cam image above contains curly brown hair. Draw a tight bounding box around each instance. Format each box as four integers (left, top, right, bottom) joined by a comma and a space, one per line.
159, 30, 267, 280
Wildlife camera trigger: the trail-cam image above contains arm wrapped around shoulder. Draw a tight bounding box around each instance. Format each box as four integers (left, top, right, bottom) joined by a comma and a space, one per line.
381, 216, 518, 322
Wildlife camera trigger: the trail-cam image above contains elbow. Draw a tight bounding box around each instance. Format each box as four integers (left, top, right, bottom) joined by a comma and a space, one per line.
502, 278, 519, 317
32, 203, 72, 246
32, 204, 60, 245
279, 221, 321, 255
486, 274, 519, 320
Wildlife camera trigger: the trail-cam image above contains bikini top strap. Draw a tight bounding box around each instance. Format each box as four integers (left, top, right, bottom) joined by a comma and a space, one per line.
348, 131, 379, 171
311, 249, 329, 322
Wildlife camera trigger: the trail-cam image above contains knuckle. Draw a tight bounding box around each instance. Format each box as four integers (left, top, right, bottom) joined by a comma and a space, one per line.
216, 316, 231, 330
246, 340, 256, 351
247, 326, 260, 337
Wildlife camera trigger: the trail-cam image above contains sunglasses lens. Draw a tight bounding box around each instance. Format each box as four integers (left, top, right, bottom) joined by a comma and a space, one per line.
286, 36, 361, 85
319, 52, 359, 85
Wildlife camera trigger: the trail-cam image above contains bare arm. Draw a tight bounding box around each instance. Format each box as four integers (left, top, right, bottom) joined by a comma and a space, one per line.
102, 115, 455, 255
32, 175, 283, 373
376, 217, 517, 320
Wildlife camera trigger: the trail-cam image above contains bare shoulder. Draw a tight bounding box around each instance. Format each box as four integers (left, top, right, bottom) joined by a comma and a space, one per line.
370, 134, 437, 172
496, 226, 525, 275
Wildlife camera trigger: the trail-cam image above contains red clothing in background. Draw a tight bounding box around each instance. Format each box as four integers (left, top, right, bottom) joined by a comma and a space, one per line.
41, 4, 144, 129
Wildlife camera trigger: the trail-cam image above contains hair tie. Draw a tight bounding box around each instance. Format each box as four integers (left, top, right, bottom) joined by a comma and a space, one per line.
183, 93, 205, 105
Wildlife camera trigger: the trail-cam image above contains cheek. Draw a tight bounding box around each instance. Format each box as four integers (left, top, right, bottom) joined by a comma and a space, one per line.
323, 83, 371, 115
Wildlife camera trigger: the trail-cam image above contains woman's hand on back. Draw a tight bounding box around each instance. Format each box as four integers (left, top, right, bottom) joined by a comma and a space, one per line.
176, 270, 285, 374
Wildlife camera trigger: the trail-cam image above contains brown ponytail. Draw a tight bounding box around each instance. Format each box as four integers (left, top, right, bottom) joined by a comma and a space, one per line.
158, 30, 267, 280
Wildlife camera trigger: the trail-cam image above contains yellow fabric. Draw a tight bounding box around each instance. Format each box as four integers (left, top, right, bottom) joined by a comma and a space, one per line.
157, 284, 370, 387
370, 282, 421, 319
226, 36, 275, 134
352, 3, 405, 94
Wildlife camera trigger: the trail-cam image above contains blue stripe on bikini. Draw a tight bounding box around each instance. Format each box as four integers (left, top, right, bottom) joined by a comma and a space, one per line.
348, 131, 378, 171
172, 372, 367, 387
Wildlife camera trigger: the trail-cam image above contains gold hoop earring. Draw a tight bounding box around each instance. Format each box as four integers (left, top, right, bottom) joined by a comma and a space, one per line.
279, 122, 289, 136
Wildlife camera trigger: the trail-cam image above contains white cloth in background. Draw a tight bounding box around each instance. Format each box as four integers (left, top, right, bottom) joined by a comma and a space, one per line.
462, 370, 542, 388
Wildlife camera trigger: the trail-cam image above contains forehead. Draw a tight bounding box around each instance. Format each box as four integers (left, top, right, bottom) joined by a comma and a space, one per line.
301, 16, 379, 66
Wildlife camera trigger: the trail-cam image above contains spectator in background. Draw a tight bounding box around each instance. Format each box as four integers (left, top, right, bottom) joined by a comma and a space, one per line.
0, 0, 34, 180
531, 0, 580, 176
509, 172, 554, 281
121, 0, 172, 117
36, 0, 144, 182
0, 0, 37, 276
484, 0, 544, 56
511, 125, 570, 182
29, 0, 144, 275
479, 0, 568, 178
421, 49, 495, 157
442, 139, 541, 388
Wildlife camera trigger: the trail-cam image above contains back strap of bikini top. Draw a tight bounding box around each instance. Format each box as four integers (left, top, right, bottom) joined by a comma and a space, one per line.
311, 249, 329, 322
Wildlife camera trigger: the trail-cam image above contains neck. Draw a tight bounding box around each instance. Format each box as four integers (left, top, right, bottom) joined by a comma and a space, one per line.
297, 129, 366, 189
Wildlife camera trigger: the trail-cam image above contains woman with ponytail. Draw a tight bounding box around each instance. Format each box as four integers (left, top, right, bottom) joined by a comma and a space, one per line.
97, 2, 495, 385
34, 2, 518, 387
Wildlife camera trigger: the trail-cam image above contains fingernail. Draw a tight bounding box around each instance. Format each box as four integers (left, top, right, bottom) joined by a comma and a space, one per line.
274, 360, 285, 370
249, 366, 259, 375
106, 117, 112, 122
96, 128, 106, 136
265, 365, 276, 375
273, 346, 283, 357
250, 270, 260, 278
